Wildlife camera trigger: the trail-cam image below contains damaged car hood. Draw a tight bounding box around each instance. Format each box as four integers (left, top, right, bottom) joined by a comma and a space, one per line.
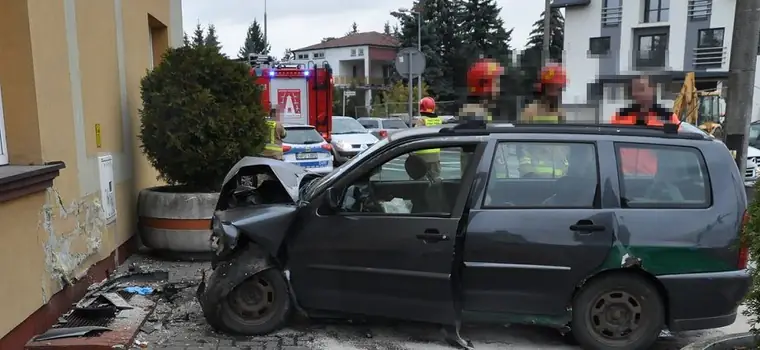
222, 157, 310, 202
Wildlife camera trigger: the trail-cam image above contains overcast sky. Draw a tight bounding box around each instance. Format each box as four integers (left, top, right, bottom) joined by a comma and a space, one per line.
181, 0, 546, 58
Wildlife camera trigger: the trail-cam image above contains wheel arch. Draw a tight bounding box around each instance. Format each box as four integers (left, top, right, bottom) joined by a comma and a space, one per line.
572, 267, 670, 324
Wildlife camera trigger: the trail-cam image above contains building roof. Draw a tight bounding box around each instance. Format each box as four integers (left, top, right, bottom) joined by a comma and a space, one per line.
293, 31, 400, 52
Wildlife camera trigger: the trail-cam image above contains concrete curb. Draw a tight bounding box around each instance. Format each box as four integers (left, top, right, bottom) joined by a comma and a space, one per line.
680, 332, 757, 349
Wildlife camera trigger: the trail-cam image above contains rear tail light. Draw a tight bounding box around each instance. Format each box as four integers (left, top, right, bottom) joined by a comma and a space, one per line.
379, 130, 388, 138
321, 143, 332, 151
739, 210, 750, 269
282, 145, 292, 152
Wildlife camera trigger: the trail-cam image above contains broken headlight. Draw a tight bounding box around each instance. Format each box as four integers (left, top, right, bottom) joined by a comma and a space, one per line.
210, 215, 240, 255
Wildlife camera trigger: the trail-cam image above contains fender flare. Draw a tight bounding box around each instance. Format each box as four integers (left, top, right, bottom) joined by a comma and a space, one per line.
199, 245, 276, 316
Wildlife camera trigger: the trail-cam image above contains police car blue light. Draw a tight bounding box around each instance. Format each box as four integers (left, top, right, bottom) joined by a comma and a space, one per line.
281, 124, 334, 174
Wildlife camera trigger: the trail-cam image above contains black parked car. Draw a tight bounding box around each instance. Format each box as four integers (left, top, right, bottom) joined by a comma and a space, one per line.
198, 121, 750, 350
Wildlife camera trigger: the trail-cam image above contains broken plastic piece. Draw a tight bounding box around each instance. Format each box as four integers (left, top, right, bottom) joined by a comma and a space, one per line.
32, 326, 111, 341
123, 286, 154, 295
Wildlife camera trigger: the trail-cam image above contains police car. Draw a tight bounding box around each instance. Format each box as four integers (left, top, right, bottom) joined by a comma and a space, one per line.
282, 124, 333, 173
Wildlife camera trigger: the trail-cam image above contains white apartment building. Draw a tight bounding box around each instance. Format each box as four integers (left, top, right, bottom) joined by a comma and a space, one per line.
291, 32, 399, 111
554, 0, 760, 121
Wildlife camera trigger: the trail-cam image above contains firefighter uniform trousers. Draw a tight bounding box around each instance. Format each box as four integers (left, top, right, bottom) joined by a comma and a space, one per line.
261, 120, 283, 160
415, 117, 443, 179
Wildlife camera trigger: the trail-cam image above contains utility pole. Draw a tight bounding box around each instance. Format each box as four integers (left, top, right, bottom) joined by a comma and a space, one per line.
263, 0, 268, 45
724, 0, 760, 170
542, 0, 552, 63
417, 11, 422, 106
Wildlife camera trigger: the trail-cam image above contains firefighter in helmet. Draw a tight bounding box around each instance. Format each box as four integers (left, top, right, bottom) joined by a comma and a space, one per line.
413, 97, 443, 179
521, 62, 567, 123
261, 106, 287, 160
459, 58, 504, 122
458, 59, 505, 177
518, 62, 568, 178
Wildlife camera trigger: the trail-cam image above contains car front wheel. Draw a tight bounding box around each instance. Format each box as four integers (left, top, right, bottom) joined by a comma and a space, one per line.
207, 268, 291, 335
571, 273, 664, 350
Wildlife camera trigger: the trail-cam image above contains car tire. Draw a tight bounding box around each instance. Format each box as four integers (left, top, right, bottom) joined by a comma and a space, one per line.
571, 273, 664, 350
205, 268, 291, 335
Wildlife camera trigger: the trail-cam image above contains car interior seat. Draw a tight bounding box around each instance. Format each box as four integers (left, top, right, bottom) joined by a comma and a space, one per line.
542, 146, 597, 207
643, 150, 685, 203
405, 154, 447, 213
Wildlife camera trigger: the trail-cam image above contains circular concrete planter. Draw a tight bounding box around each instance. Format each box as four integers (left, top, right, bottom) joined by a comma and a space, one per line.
138, 186, 219, 259
681, 332, 758, 350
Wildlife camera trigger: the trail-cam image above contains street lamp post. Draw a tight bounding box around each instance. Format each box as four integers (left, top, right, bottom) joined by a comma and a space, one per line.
415, 11, 421, 107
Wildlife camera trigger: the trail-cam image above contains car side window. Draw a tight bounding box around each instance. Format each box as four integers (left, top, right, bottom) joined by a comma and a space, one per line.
484, 142, 599, 208
359, 120, 378, 128
615, 143, 710, 208
339, 146, 470, 215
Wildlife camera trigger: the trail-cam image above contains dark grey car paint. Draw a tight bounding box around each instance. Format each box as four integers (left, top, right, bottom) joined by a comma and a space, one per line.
206, 126, 750, 333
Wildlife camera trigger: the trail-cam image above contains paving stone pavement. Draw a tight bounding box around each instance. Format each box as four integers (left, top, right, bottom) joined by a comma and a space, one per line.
124, 252, 751, 350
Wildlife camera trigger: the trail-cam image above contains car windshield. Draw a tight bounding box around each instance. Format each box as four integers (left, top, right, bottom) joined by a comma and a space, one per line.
303, 138, 390, 199
332, 118, 367, 134
283, 127, 324, 144
382, 119, 408, 129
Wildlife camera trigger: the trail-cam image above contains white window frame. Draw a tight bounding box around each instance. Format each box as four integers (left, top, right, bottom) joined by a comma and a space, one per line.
148, 28, 154, 69
0, 83, 8, 165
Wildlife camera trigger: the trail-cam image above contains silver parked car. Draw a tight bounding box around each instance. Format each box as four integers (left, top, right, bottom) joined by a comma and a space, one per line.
330, 116, 379, 164
356, 117, 409, 139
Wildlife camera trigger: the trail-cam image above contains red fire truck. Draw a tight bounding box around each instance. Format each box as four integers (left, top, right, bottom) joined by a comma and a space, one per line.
248, 54, 334, 141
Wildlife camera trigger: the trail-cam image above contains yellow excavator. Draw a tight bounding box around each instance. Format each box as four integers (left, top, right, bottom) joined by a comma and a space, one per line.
673, 72, 726, 139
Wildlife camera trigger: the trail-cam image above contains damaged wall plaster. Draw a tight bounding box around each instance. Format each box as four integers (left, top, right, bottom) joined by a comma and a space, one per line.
39, 187, 106, 303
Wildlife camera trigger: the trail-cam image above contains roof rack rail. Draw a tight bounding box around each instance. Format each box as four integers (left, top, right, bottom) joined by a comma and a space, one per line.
438, 121, 703, 139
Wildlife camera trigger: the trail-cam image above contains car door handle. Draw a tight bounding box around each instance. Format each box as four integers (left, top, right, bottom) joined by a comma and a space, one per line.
569, 221, 606, 232
416, 229, 449, 242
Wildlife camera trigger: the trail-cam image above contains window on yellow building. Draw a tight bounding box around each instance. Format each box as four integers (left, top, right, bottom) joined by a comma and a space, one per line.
0, 83, 7, 165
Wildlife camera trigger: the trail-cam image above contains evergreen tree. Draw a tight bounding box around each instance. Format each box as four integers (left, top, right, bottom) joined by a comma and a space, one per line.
191, 23, 205, 47
204, 24, 222, 52
183, 32, 190, 46
460, 0, 512, 62
391, 0, 454, 101
383, 21, 392, 35
524, 8, 565, 62
238, 20, 271, 59
348, 22, 358, 35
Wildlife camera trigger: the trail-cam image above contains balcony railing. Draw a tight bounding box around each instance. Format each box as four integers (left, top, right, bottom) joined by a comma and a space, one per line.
635, 49, 668, 70
602, 6, 622, 26
693, 46, 726, 69
688, 0, 712, 19
333, 76, 392, 87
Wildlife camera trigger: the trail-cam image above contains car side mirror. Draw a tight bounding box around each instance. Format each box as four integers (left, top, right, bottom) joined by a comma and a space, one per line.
325, 187, 341, 209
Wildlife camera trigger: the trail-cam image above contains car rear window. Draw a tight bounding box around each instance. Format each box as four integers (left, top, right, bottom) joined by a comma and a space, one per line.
283, 127, 324, 144
382, 119, 408, 129
359, 119, 379, 128
615, 143, 710, 208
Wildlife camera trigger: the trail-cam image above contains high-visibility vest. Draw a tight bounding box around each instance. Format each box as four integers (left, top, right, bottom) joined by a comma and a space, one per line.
265, 120, 283, 152
532, 115, 560, 123
415, 117, 443, 155
519, 151, 567, 177
611, 109, 679, 176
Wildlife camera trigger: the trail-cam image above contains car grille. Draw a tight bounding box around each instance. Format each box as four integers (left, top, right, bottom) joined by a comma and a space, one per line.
747, 166, 757, 179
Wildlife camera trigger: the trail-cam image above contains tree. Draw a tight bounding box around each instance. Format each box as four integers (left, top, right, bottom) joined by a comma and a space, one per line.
191, 23, 205, 47
461, 0, 512, 62
282, 48, 294, 60
524, 8, 565, 62
383, 21, 392, 35
347, 22, 359, 35
391, 1, 450, 101
370, 81, 430, 116
183, 32, 190, 46
204, 24, 222, 52
138, 45, 267, 191
238, 20, 270, 59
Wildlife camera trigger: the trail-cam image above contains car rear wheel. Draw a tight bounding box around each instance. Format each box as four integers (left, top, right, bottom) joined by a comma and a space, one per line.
571, 273, 664, 350
212, 269, 291, 335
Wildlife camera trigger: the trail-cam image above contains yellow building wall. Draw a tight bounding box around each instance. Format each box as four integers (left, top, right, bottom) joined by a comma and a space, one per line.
0, 0, 180, 338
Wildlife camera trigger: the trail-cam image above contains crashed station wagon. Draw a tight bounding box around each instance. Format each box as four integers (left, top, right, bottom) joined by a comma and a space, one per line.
197, 121, 750, 350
